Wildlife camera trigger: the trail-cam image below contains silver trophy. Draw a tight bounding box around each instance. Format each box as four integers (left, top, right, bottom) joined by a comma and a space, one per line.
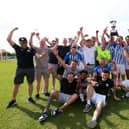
110, 20, 119, 36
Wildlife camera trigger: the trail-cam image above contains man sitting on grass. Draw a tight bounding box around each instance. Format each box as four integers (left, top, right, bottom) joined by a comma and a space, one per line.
38, 72, 79, 122
76, 70, 89, 107
84, 70, 113, 128
116, 80, 129, 98
93, 58, 121, 101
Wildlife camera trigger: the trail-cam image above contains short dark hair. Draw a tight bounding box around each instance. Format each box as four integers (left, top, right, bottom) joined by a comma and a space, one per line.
79, 69, 88, 74
125, 35, 129, 40
86, 39, 92, 42
66, 72, 75, 77
71, 46, 77, 49
102, 69, 110, 74
70, 60, 78, 64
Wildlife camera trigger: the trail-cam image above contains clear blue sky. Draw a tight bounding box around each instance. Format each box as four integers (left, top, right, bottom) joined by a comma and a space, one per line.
0, 0, 129, 52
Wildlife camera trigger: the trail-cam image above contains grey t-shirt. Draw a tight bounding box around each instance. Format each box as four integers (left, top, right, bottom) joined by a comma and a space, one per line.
63, 65, 80, 78
35, 47, 51, 68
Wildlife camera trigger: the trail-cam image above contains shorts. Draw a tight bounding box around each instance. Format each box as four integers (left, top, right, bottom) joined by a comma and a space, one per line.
121, 80, 129, 88
58, 92, 71, 103
48, 63, 58, 76
35, 68, 49, 80
14, 68, 34, 85
116, 64, 126, 75
91, 91, 106, 106
111, 70, 117, 75
125, 64, 129, 70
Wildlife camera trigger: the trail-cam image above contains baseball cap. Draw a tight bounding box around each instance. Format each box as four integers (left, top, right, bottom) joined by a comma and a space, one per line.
19, 37, 27, 43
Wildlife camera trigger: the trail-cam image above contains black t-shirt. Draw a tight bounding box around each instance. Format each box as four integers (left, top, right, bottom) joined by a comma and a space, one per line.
48, 46, 58, 64
48, 52, 58, 64
95, 77, 113, 97
58, 45, 70, 59
60, 78, 77, 95
13, 44, 35, 68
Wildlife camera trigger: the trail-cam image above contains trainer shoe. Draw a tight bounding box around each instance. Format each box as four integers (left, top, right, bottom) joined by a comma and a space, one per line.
38, 111, 48, 122
113, 96, 121, 101
35, 94, 40, 99
28, 97, 35, 104
87, 120, 97, 128
43, 92, 50, 97
125, 92, 129, 98
6, 99, 17, 108
51, 108, 63, 117
83, 104, 92, 113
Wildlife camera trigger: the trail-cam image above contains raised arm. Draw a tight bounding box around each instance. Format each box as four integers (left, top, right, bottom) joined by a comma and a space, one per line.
35, 32, 40, 40
71, 31, 81, 47
7, 27, 18, 46
45, 37, 53, 46
80, 27, 84, 39
52, 49, 67, 68
101, 27, 108, 46
55, 37, 59, 45
80, 27, 88, 39
95, 30, 99, 43
29, 32, 36, 49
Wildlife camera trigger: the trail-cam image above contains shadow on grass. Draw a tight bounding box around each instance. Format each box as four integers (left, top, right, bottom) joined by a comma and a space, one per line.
12, 92, 129, 129
97, 93, 129, 129
39, 100, 88, 129
15, 101, 45, 120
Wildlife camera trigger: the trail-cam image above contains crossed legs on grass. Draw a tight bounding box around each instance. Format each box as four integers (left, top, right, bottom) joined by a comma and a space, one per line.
39, 90, 78, 122
58, 93, 78, 111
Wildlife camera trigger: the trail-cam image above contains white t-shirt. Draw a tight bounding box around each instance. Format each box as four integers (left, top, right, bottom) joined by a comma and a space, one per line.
82, 46, 96, 64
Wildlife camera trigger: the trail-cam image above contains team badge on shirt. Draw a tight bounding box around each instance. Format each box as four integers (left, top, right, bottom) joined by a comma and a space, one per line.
106, 83, 109, 87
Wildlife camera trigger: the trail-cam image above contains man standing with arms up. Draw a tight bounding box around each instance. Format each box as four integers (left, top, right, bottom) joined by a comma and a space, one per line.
6, 27, 35, 108
29, 32, 57, 98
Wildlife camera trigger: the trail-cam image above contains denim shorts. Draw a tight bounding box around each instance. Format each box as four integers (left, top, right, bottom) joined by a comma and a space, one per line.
58, 92, 71, 103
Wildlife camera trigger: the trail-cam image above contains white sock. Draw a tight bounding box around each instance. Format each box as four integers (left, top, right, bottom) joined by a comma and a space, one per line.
92, 116, 97, 121
80, 93, 84, 102
87, 100, 91, 105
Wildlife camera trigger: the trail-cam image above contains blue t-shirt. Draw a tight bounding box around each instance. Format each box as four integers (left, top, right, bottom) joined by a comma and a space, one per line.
93, 65, 111, 76
64, 51, 83, 65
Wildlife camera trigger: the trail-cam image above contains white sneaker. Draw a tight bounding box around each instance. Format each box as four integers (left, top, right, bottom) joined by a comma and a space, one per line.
38, 112, 48, 122
125, 92, 129, 98
83, 104, 92, 113
87, 120, 97, 128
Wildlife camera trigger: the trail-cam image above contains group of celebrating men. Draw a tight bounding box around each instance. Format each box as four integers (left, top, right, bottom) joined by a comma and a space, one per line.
6, 25, 129, 128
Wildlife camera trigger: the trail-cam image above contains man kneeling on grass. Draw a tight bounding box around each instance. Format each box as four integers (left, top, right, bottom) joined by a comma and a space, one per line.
38, 72, 79, 122
84, 70, 113, 128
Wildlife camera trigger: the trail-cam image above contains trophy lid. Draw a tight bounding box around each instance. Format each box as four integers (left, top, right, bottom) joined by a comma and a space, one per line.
110, 20, 117, 27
